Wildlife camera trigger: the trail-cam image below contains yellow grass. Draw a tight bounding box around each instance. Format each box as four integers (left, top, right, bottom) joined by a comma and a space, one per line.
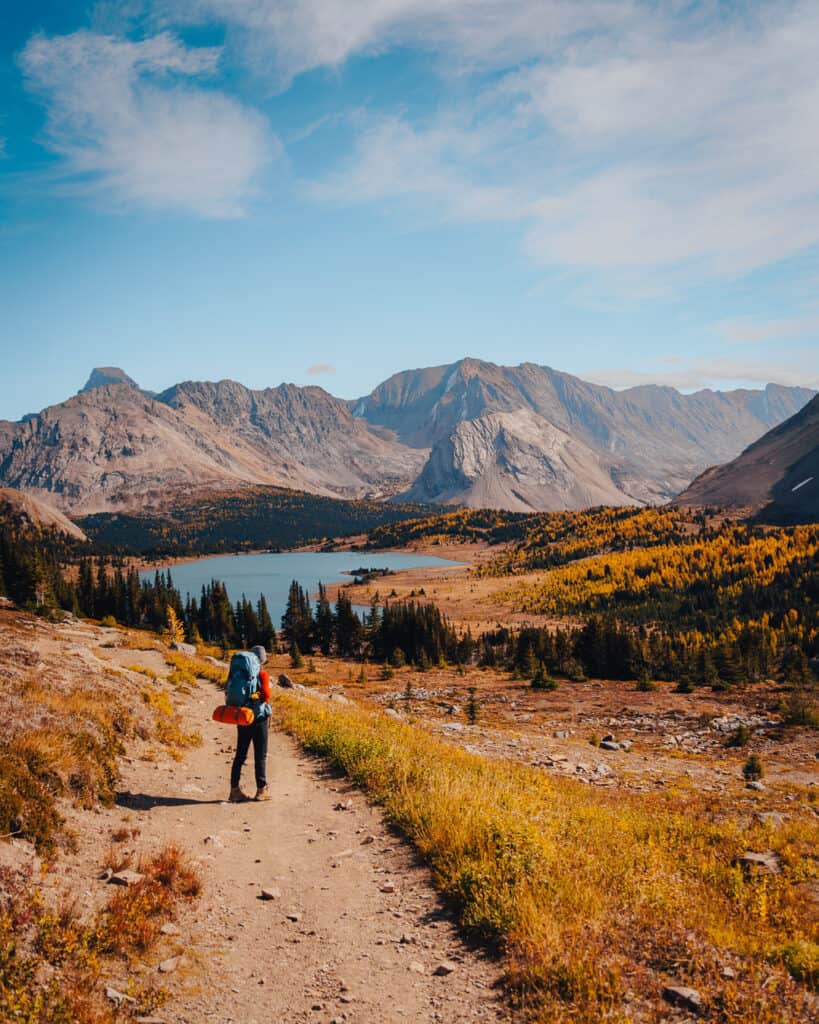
165, 650, 227, 685
274, 694, 818, 1023
141, 687, 201, 753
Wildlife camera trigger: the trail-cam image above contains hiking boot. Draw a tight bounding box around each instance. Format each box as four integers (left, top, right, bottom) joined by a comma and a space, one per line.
254, 786, 271, 802
229, 786, 250, 803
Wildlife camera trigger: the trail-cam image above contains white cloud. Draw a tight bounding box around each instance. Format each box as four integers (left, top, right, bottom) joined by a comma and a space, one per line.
306, 362, 336, 376
20, 30, 274, 217
309, 114, 529, 223
587, 357, 819, 392
175, 0, 819, 288
171, 0, 637, 85
717, 315, 819, 345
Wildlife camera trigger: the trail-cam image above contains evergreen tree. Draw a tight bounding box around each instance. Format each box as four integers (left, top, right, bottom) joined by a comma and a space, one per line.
314, 583, 334, 655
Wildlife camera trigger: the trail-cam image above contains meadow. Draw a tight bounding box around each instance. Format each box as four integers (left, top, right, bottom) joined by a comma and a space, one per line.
274, 691, 818, 1023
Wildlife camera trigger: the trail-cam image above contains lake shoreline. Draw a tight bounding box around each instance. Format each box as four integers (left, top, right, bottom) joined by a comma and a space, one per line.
138, 549, 471, 627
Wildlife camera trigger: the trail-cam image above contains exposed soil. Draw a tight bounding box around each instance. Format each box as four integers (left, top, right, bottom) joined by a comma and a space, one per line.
0, 611, 512, 1024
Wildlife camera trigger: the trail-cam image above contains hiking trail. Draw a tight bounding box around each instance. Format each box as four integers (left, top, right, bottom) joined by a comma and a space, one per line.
41, 622, 512, 1024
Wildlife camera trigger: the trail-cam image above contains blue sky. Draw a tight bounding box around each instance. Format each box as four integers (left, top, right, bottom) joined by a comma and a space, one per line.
2, 0, 819, 421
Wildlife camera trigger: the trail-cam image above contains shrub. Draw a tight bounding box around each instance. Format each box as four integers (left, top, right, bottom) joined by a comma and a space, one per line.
726, 724, 751, 748
466, 687, 479, 725
635, 671, 657, 692
772, 939, 819, 990
781, 693, 819, 729
531, 666, 558, 691
742, 753, 763, 781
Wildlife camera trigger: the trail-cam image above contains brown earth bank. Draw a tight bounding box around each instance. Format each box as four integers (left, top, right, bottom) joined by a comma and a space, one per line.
0, 610, 511, 1024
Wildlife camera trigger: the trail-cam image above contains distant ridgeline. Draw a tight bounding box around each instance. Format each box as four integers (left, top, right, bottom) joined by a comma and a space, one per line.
78, 486, 433, 556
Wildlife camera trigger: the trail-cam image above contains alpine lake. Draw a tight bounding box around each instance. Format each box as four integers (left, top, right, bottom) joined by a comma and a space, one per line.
139, 550, 464, 625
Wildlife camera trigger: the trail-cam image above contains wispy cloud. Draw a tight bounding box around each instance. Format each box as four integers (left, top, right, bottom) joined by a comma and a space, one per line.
587, 357, 819, 392
305, 362, 336, 376
717, 315, 819, 345
20, 30, 274, 217
179, 0, 819, 291
169, 0, 635, 86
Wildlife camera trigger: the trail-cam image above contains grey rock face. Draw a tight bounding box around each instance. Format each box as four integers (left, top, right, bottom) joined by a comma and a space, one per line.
357, 358, 814, 505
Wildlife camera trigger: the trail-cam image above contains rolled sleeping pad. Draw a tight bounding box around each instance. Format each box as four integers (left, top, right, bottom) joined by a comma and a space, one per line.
212, 705, 255, 726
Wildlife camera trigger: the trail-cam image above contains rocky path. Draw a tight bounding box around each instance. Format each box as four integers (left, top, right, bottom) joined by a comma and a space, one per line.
114, 681, 512, 1024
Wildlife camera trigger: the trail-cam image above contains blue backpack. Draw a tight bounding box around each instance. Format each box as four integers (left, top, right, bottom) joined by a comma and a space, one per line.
225, 651, 261, 708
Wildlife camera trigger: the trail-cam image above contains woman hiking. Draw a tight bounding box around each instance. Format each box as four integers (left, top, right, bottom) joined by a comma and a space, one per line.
229, 645, 272, 803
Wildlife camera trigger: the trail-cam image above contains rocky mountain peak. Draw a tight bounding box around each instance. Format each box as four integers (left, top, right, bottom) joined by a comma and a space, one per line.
80, 367, 140, 393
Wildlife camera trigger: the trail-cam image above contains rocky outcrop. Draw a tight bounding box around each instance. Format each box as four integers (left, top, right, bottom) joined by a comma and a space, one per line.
0, 379, 425, 514
405, 408, 632, 511
0, 488, 87, 540
80, 367, 141, 393
160, 379, 425, 499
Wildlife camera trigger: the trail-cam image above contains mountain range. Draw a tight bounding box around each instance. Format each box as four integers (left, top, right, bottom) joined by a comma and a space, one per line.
0, 360, 813, 515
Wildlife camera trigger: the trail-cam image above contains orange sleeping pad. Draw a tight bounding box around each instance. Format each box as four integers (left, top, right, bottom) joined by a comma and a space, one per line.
212, 705, 255, 726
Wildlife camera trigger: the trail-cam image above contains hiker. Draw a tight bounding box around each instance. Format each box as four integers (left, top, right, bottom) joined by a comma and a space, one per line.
229, 645, 272, 803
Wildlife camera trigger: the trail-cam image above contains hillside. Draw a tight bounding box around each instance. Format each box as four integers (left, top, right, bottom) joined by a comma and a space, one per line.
0, 361, 813, 515
675, 394, 819, 523
0, 487, 87, 540
78, 486, 431, 555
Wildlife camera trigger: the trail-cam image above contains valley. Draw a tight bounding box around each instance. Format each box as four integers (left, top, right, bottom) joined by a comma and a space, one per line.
1, 370, 818, 1024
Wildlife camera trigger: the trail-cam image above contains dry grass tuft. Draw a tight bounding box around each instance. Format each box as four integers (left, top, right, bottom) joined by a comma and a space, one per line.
99, 846, 202, 955
0, 845, 199, 1022
165, 650, 227, 685
141, 687, 201, 754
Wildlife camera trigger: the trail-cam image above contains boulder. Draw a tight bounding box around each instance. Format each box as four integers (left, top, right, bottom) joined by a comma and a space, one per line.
109, 870, 144, 887
278, 674, 294, 688
662, 986, 702, 1013
170, 641, 196, 655
733, 850, 781, 875
105, 986, 136, 1006
600, 740, 621, 752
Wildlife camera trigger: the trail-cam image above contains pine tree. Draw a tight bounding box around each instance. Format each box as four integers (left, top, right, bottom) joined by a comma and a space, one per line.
256, 594, 277, 652
314, 583, 334, 655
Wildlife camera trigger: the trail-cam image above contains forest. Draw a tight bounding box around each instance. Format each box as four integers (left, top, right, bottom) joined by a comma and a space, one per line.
78, 486, 431, 555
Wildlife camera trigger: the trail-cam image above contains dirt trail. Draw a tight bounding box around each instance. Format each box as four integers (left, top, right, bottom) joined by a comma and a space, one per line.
112, 675, 512, 1024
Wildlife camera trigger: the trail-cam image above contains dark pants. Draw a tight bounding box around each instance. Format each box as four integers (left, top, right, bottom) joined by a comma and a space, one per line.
230, 717, 269, 789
